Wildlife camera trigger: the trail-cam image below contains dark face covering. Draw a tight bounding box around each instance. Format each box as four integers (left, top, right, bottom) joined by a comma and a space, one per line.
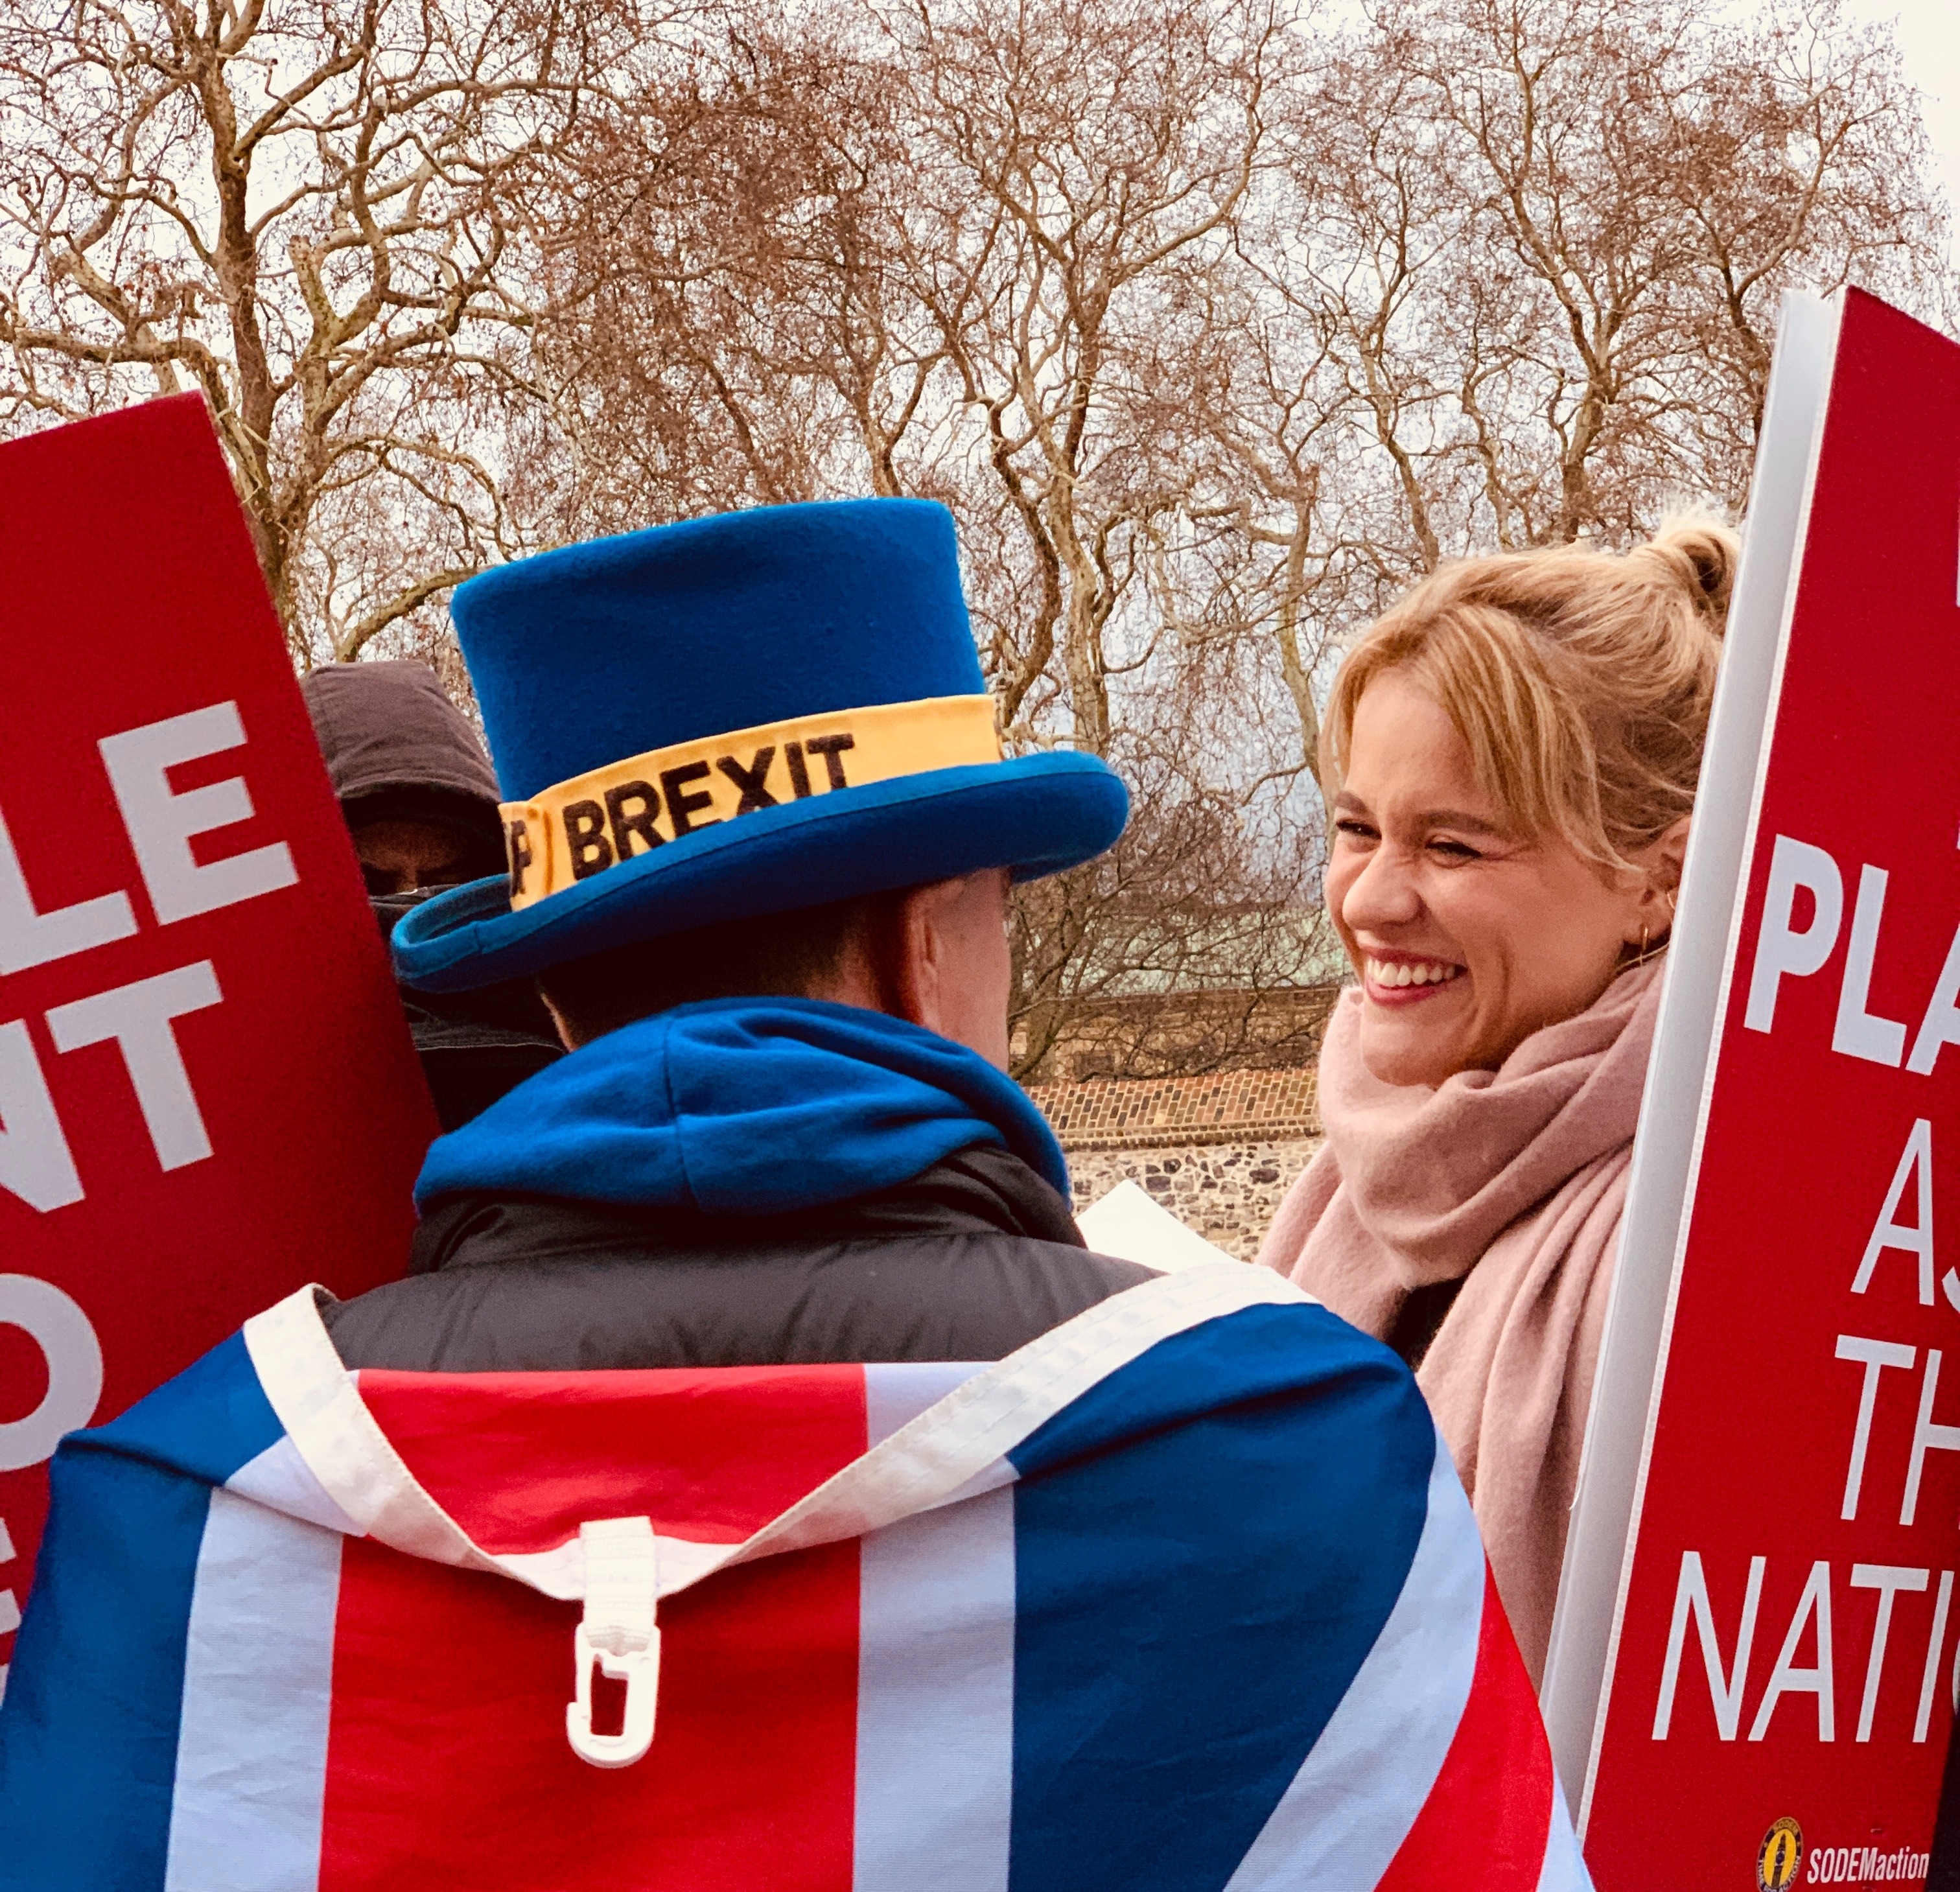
352, 813, 495, 898
371, 890, 563, 1132
301, 661, 552, 1130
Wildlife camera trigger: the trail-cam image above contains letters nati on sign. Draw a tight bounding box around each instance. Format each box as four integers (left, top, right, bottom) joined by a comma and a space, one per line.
0, 699, 297, 1215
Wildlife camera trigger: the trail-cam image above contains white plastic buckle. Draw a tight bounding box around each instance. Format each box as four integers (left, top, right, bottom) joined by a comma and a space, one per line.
568, 1621, 660, 1769
566, 1517, 660, 1769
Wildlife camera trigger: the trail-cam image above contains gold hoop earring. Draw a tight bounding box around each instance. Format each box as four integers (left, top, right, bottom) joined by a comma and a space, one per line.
1628, 921, 1668, 969
1615, 917, 1662, 968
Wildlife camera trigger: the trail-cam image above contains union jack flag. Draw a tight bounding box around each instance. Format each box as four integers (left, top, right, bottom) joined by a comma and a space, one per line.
0, 1263, 1587, 1891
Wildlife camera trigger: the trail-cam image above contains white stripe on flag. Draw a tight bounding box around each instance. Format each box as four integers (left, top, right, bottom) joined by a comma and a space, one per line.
865, 1362, 988, 1447
1222, 1429, 1484, 1890
1534, 1788, 1594, 1892
854, 1362, 1014, 1892
225, 1431, 364, 1537
244, 1264, 1311, 1608
164, 1482, 342, 1892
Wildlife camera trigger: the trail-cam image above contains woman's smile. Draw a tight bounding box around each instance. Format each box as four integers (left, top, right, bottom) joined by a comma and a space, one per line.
1360, 952, 1466, 1004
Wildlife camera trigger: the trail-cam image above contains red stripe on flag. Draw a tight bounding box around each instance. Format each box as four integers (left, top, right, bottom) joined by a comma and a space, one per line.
1377, 1563, 1554, 1889
357, 1362, 872, 1547
316, 1366, 870, 1891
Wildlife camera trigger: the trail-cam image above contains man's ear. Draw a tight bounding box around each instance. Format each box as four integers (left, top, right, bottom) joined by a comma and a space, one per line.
845, 872, 1012, 1068
823, 882, 946, 1031
889, 880, 954, 1036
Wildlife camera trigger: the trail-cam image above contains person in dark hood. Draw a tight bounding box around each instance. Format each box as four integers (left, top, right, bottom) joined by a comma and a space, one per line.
301, 659, 563, 1131
301, 658, 508, 894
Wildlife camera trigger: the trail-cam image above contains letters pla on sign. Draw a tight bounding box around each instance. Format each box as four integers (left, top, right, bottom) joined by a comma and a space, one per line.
1744, 833, 1960, 1083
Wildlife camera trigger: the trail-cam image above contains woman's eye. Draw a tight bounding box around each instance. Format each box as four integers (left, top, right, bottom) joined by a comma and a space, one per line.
1429, 839, 1482, 861
1333, 818, 1377, 841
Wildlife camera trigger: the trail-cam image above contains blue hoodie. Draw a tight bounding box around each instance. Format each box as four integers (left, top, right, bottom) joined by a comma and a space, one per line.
412, 997, 1071, 1216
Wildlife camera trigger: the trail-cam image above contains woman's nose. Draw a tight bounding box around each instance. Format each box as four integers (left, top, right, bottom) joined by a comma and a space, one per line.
1339, 844, 1423, 932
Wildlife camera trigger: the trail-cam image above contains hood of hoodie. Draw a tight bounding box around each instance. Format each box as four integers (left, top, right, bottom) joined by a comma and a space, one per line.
301, 660, 505, 862
412, 996, 1071, 1216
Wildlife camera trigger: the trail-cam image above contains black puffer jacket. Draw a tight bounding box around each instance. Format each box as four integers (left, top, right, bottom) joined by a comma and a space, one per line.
323, 1143, 1149, 1372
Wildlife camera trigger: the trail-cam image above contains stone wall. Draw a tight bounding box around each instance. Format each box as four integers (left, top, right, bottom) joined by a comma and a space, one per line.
1027, 1065, 1324, 1261
1062, 1136, 1322, 1261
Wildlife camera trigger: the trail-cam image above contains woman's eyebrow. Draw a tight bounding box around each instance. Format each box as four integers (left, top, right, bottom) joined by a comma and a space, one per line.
1419, 808, 1510, 837
1335, 791, 1508, 835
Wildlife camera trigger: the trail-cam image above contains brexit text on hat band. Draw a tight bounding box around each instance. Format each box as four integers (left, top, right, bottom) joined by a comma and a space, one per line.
500, 695, 1001, 909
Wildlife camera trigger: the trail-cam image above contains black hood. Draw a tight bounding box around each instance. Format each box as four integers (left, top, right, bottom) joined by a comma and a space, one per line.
301, 660, 504, 865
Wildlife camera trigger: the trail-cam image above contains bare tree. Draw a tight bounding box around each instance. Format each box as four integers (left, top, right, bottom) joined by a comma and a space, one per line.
1323, 0, 1949, 550
5, 0, 1945, 1077
511, 0, 1951, 1076
887, 0, 1287, 754
0, 0, 673, 662
528, 26, 935, 535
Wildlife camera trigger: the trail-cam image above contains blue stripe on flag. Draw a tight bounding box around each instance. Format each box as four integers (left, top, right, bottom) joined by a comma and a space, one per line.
0, 1450, 211, 1890
1004, 1301, 1434, 1892
0, 1330, 285, 1890
87, 1330, 286, 1485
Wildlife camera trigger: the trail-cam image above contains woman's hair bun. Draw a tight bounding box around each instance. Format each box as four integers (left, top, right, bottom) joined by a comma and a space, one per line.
1322, 506, 1739, 870
1639, 514, 1740, 630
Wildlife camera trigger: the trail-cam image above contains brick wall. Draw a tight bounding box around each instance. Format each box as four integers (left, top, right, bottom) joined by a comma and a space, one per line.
1016, 983, 1338, 1083
1027, 1066, 1319, 1150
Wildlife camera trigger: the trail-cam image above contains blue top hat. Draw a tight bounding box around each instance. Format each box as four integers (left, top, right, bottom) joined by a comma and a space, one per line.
391, 499, 1128, 991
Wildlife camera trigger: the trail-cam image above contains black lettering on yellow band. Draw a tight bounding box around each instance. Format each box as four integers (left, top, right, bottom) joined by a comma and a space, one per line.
806, 732, 856, 789
605, 780, 664, 861
660, 761, 717, 837
718, 746, 778, 813
500, 695, 1000, 909
505, 819, 533, 900
564, 800, 612, 880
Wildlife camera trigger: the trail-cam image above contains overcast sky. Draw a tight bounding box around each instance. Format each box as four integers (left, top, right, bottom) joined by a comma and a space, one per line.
1839, 0, 1960, 259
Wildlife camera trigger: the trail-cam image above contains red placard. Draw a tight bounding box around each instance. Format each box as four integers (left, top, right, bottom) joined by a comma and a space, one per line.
1573, 292, 1960, 1879
0, 395, 433, 1657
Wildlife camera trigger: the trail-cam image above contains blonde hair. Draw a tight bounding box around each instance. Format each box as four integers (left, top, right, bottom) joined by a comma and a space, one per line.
1320, 518, 1738, 870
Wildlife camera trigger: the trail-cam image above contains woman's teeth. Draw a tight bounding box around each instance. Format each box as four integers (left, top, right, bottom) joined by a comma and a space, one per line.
1366, 958, 1462, 988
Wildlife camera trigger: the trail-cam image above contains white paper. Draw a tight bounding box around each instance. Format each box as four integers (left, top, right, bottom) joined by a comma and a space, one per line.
1076, 1180, 1241, 1274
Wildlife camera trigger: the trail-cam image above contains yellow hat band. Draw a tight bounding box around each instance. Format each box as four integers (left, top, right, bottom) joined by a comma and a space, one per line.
500, 694, 1003, 910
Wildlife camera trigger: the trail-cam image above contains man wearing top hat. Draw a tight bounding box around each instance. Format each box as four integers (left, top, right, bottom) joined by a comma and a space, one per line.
323, 498, 1152, 1371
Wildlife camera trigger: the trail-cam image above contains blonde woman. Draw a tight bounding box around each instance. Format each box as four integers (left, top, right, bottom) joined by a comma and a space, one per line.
1259, 519, 1736, 1679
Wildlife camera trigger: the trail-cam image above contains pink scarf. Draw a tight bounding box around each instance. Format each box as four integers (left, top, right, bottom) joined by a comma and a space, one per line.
1257, 957, 1663, 1679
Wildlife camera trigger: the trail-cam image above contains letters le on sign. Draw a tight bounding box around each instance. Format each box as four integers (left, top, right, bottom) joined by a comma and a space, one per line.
1542, 289, 1960, 1884
0, 396, 435, 1688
